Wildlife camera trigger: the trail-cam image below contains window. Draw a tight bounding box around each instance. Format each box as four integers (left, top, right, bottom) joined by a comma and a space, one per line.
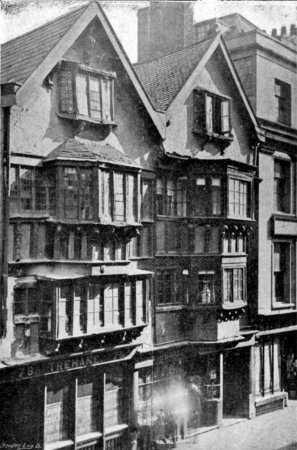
14, 287, 38, 316
156, 177, 187, 217
223, 268, 245, 303
105, 368, 125, 430
273, 242, 291, 304
76, 380, 100, 437
156, 270, 183, 305
100, 170, 139, 223
193, 90, 231, 137
193, 177, 222, 217
60, 64, 115, 123
275, 79, 291, 126
197, 271, 216, 304
228, 178, 249, 217
274, 160, 291, 213
63, 167, 93, 220
255, 339, 281, 397
88, 284, 104, 332
9, 166, 53, 214
138, 369, 153, 427
142, 179, 153, 219
194, 226, 219, 254
141, 224, 153, 257
45, 381, 71, 445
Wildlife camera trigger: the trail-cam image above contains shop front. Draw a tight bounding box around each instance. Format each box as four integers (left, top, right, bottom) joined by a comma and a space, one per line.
0, 347, 138, 449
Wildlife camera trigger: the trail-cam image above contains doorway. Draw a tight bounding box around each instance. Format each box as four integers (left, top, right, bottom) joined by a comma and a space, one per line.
223, 349, 250, 418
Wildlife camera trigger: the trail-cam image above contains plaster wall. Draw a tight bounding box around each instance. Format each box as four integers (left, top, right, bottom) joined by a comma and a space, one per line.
9, 19, 159, 171
256, 53, 297, 127
163, 49, 254, 164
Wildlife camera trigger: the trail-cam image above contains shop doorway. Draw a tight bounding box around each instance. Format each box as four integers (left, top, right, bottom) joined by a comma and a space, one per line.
223, 349, 250, 419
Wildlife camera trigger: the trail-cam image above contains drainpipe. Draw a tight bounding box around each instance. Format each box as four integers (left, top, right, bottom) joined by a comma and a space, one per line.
0, 82, 20, 338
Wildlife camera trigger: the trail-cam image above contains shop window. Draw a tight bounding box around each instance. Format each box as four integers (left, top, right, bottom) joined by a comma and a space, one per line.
105, 368, 125, 430
223, 268, 245, 303
255, 339, 281, 397
273, 242, 291, 304
275, 79, 291, 126
193, 176, 222, 217
63, 167, 93, 220
156, 270, 183, 305
142, 179, 153, 219
100, 170, 138, 223
45, 381, 71, 446
274, 160, 291, 213
193, 90, 231, 137
9, 166, 52, 214
228, 178, 250, 218
156, 178, 187, 217
197, 271, 216, 305
76, 380, 100, 438
60, 65, 115, 123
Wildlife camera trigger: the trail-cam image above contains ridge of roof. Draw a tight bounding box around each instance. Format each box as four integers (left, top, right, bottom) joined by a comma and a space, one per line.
134, 36, 216, 111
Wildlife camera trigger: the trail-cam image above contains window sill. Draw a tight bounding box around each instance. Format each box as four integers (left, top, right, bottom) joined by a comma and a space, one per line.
156, 304, 186, 312
222, 301, 247, 309
272, 302, 296, 310
45, 440, 74, 450
77, 432, 102, 443
57, 112, 117, 127
14, 314, 39, 324
105, 424, 128, 436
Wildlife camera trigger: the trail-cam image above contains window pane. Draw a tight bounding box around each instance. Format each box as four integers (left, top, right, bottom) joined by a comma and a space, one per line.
156, 179, 165, 215
156, 222, 165, 252
229, 178, 248, 217
60, 70, 74, 113
211, 178, 221, 215
141, 224, 152, 257
105, 368, 124, 428
9, 166, 18, 213
20, 168, 33, 210
101, 78, 112, 121
194, 178, 207, 216
45, 383, 70, 444
274, 243, 290, 303
35, 169, 47, 211
114, 173, 124, 222
177, 179, 187, 217
126, 174, 137, 222
14, 289, 25, 315
58, 285, 72, 337
136, 280, 145, 324
194, 226, 205, 253
224, 269, 233, 303
89, 75, 101, 119
166, 180, 176, 216
64, 168, 79, 219
76, 72, 89, 116
80, 168, 93, 220
101, 170, 112, 220
206, 95, 213, 132
88, 284, 104, 330
76, 381, 99, 436
125, 282, 134, 326
142, 180, 153, 219
197, 273, 216, 304
221, 100, 230, 133
104, 283, 121, 327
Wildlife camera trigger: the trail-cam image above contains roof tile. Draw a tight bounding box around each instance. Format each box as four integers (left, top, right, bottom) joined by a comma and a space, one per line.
1, 6, 86, 84
134, 37, 214, 111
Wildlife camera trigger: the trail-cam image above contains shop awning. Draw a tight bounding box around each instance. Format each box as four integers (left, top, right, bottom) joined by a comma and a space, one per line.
36, 274, 86, 281
14, 277, 38, 289
256, 325, 297, 337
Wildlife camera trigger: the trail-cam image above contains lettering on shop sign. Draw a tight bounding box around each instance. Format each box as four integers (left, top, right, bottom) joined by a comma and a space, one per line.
1, 349, 133, 383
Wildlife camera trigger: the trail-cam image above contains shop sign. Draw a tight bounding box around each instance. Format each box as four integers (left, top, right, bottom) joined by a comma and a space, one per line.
0, 347, 137, 384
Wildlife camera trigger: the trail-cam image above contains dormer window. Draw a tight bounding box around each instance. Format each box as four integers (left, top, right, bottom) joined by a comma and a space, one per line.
59, 62, 115, 124
193, 90, 232, 143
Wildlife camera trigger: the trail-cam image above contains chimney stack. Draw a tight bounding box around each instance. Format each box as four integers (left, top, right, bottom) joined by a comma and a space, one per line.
272, 28, 277, 38
281, 25, 287, 36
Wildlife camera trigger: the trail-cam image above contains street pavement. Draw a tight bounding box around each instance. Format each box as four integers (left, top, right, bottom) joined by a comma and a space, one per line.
175, 400, 297, 450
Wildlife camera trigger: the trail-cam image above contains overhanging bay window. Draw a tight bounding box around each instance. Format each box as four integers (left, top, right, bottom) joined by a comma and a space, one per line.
59, 62, 115, 123
40, 277, 149, 340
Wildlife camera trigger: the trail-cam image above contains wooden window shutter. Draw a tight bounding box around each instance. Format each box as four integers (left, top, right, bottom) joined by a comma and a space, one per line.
193, 90, 205, 134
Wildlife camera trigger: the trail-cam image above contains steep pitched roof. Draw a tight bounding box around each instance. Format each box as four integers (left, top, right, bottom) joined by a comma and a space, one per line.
1, 1, 165, 139
134, 37, 214, 111
1, 5, 87, 85
44, 138, 139, 168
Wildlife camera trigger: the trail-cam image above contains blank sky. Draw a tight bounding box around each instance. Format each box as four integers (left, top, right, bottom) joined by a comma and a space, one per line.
1, 1, 296, 62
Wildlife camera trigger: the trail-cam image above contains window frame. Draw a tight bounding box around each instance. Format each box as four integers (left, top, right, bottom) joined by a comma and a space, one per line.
274, 79, 291, 127
274, 158, 292, 214
192, 175, 223, 217
59, 62, 116, 124
193, 89, 232, 138
222, 266, 246, 305
228, 177, 251, 218
156, 268, 185, 306
63, 166, 94, 220
272, 240, 294, 306
156, 176, 188, 218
